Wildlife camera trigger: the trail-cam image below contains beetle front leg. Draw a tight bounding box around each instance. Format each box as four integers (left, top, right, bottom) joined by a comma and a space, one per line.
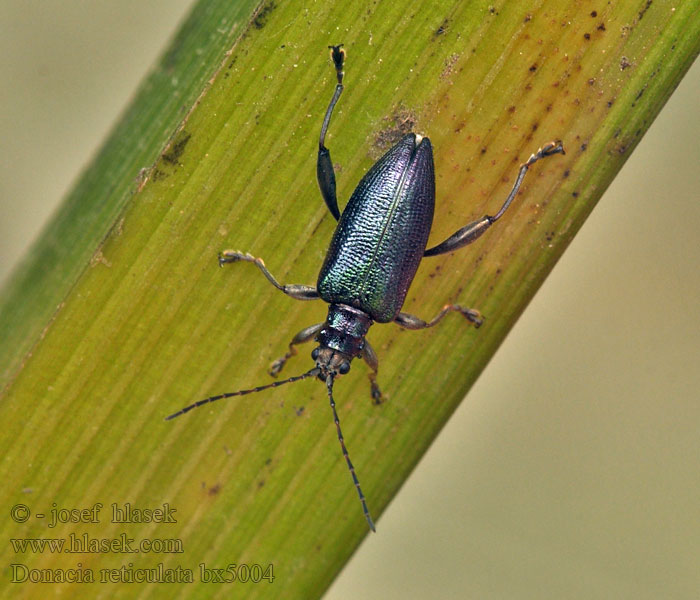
219, 251, 319, 301
424, 141, 565, 257
316, 45, 346, 221
395, 304, 483, 330
269, 322, 324, 377
361, 339, 383, 404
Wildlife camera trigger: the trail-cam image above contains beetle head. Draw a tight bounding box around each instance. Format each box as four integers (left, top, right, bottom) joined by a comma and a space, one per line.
311, 346, 352, 381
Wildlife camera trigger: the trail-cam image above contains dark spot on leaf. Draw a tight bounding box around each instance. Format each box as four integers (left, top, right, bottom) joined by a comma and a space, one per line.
253, 1, 276, 29
162, 131, 191, 165
152, 168, 167, 182
638, 0, 652, 20
584, 32, 591, 40
590, 10, 598, 17
433, 18, 449, 37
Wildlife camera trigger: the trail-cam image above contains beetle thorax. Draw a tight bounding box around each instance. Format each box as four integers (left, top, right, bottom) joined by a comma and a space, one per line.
312, 304, 373, 380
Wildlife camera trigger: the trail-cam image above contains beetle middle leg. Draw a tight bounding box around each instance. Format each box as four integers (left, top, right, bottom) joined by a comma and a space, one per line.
270, 322, 324, 377
316, 45, 346, 221
395, 304, 483, 330
424, 141, 565, 257
219, 251, 319, 300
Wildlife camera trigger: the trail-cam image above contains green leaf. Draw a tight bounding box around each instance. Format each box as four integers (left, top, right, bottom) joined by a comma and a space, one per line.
1, 0, 698, 598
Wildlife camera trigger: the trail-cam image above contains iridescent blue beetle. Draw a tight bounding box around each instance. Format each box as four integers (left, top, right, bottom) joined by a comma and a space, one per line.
167, 46, 564, 532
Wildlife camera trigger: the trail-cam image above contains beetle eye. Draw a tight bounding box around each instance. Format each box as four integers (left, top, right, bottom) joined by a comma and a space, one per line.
311, 347, 320, 360
338, 361, 351, 375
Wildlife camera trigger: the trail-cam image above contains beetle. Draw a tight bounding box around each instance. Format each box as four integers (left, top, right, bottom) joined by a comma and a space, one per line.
167, 45, 564, 532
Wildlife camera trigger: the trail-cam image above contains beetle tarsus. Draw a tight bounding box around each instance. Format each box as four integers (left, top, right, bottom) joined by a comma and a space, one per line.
523, 140, 566, 167
328, 44, 345, 84
269, 358, 286, 377
369, 374, 384, 405
218, 249, 248, 266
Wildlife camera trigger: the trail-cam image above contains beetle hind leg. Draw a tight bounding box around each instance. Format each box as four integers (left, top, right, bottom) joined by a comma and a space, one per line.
317, 45, 346, 221
424, 141, 565, 257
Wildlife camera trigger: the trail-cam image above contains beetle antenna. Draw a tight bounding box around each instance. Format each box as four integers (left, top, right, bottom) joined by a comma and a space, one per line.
326, 375, 376, 532
165, 367, 321, 421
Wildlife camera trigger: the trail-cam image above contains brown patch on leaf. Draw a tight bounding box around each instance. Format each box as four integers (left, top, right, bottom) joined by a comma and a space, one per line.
372, 106, 418, 158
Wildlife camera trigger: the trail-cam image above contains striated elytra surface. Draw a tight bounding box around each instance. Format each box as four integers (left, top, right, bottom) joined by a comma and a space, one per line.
318, 134, 435, 323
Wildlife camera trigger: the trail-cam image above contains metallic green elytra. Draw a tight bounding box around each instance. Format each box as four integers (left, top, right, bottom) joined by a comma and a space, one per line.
167, 45, 565, 533
318, 133, 435, 323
